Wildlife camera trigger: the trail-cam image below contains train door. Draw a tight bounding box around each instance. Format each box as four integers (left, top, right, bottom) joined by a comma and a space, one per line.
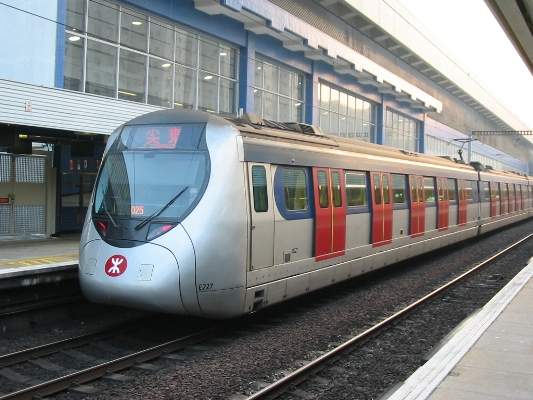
312, 167, 346, 261
409, 175, 425, 236
248, 163, 274, 270
371, 172, 392, 246
489, 182, 497, 217
458, 180, 467, 225
436, 177, 449, 230
508, 184, 514, 213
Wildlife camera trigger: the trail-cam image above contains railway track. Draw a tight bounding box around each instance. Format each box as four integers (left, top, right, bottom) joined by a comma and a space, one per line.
0, 294, 83, 319
0, 318, 213, 400
243, 233, 533, 400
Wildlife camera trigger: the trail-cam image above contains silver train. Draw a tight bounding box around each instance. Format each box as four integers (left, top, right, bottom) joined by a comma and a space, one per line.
79, 109, 533, 318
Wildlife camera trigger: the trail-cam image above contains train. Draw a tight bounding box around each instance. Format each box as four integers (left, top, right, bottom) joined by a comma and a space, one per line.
79, 109, 532, 318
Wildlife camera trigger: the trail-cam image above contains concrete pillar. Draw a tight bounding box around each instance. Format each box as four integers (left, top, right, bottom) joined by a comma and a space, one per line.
238, 32, 256, 114
306, 61, 319, 126
376, 96, 385, 145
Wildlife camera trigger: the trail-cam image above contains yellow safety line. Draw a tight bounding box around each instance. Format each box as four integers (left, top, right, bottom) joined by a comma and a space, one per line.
0, 253, 78, 268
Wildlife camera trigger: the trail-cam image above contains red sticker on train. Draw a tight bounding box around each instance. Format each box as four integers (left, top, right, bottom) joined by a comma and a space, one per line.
105, 255, 128, 277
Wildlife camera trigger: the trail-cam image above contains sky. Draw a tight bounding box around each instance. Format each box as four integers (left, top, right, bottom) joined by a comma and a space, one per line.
398, 0, 533, 132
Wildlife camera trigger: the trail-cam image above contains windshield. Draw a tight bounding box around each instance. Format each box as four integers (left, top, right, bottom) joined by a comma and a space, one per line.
93, 123, 209, 221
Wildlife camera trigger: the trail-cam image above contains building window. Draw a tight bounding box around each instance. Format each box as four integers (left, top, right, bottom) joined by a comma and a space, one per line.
253, 57, 305, 122
384, 109, 419, 152
318, 82, 376, 142
63, 0, 238, 115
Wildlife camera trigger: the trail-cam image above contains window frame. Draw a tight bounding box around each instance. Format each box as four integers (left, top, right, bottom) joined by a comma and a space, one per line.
391, 173, 408, 209
251, 165, 268, 213
345, 171, 369, 214
423, 176, 436, 205
274, 166, 312, 220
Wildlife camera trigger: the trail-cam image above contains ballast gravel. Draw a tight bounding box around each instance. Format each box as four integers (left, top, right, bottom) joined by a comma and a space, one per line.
58, 219, 533, 400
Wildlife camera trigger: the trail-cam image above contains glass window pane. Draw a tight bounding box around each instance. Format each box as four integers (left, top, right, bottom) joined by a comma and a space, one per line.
254, 60, 263, 89
348, 96, 356, 118
373, 174, 382, 204
424, 177, 436, 203
279, 96, 291, 122
392, 174, 406, 203
339, 116, 347, 137
149, 19, 173, 60
176, 30, 198, 67
410, 176, 418, 202
330, 88, 339, 113
320, 110, 329, 133
332, 171, 342, 207
64, 35, 84, 91
120, 8, 147, 51
253, 89, 262, 116
318, 171, 329, 208
279, 68, 291, 97
88, 0, 118, 42
252, 166, 268, 212
356, 98, 364, 122
347, 118, 356, 138
383, 175, 390, 204
86, 40, 117, 97
174, 65, 196, 109
118, 49, 146, 102
283, 168, 308, 211
263, 92, 276, 120
263, 62, 278, 93
198, 71, 217, 113
292, 100, 303, 123
320, 83, 330, 110
66, 0, 85, 32
346, 172, 367, 207
219, 46, 235, 79
199, 39, 219, 74
219, 78, 235, 115
339, 92, 347, 115
329, 113, 339, 135
292, 72, 304, 100
148, 58, 172, 107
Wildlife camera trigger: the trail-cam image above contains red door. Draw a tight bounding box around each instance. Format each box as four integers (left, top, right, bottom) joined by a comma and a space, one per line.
409, 175, 425, 236
458, 180, 467, 225
489, 182, 497, 217
371, 172, 393, 247
508, 184, 514, 213
313, 168, 346, 261
437, 177, 449, 230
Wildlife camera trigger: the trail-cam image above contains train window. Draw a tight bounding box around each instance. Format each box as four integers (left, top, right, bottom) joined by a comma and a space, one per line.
345, 172, 367, 207
464, 181, 473, 201
252, 166, 268, 213
318, 170, 329, 208
373, 174, 382, 204
410, 176, 418, 202
282, 168, 308, 211
383, 174, 391, 204
480, 181, 490, 202
447, 178, 457, 203
392, 174, 406, 203
331, 171, 342, 207
493, 183, 500, 201
423, 177, 436, 203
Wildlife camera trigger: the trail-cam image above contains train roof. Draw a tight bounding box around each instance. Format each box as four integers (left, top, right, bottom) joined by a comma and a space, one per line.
124, 109, 530, 183
225, 114, 531, 183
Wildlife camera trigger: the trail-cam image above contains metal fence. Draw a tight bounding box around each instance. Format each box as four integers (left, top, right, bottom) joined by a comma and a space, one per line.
0, 153, 47, 238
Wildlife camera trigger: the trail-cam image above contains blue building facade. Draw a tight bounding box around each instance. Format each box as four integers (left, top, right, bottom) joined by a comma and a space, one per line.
0, 0, 529, 236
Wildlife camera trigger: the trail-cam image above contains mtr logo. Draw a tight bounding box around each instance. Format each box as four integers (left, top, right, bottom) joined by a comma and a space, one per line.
105, 255, 128, 277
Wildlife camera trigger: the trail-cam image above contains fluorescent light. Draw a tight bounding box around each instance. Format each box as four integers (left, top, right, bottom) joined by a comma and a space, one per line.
294, 102, 302, 107
220, 52, 227, 56
253, 89, 258, 93
161, 63, 171, 68
257, 66, 261, 70
68, 35, 81, 42
203, 75, 213, 80
118, 90, 137, 97
174, 102, 183, 106
132, 21, 143, 26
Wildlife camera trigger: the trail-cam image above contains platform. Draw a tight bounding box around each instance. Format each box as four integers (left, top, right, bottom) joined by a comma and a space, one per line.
0, 235, 79, 288
388, 257, 533, 400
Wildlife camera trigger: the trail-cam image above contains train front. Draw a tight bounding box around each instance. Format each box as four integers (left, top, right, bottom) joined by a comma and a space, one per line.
79, 110, 213, 315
